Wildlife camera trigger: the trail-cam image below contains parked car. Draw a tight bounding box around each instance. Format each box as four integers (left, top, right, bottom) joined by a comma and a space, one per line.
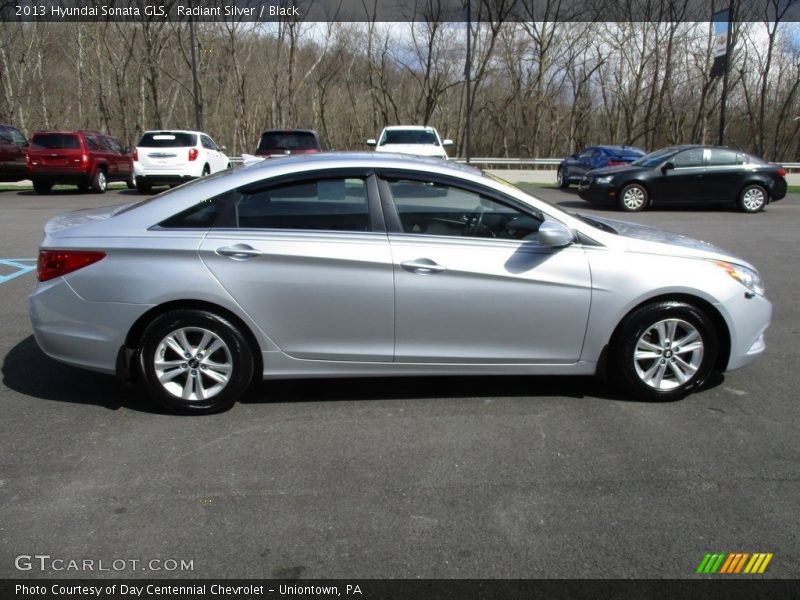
26, 130, 134, 194
557, 145, 645, 188
367, 126, 453, 159
0, 124, 29, 182
133, 130, 229, 194
255, 128, 322, 158
578, 145, 788, 213
30, 152, 771, 414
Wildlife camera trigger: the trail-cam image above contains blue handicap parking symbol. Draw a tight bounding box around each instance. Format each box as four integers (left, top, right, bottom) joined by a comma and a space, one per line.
0, 258, 37, 284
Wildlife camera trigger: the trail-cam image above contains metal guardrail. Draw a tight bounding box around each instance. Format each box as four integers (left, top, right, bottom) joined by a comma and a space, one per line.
230, 155, 800, 171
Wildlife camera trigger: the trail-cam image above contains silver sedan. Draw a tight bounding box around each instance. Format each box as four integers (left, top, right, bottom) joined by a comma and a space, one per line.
29, 153, 772, 413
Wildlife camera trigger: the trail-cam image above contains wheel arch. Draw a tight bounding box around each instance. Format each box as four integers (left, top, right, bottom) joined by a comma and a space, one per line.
123, 299, 263, 382
601, 292, 731, 377
738, 180, 770, 202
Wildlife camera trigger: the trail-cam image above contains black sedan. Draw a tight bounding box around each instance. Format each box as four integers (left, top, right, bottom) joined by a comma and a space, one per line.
578, 145, 787, 213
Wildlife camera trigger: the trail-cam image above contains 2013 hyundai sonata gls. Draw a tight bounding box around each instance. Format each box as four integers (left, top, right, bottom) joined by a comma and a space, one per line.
29, 153, 771, 413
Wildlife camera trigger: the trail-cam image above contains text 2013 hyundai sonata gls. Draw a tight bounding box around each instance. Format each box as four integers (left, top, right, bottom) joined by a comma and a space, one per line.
29, 153, 771, 413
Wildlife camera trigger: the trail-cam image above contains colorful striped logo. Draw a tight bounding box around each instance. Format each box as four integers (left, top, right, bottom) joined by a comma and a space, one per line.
697, 552, 773, 574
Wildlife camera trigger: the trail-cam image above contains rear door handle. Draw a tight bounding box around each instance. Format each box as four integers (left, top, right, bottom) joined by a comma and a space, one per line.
400, 259, 446, 274
216, 244, 263, 260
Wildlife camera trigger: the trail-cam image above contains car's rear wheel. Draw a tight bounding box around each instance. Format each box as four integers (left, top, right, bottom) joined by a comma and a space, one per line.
610, 301, 718, 402
557, 167, 569, 188
126, 174, 137, 190
739, 184, 766, 213
90, 168, 107, 193
138, 309, 254, 414
619, 183, 648, 211
136, 180, 152, 194
202, 164, 210, 177
32, 178, 52, 194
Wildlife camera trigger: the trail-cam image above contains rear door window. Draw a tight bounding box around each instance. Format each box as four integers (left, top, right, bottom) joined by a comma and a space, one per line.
706, 149, 745, 166
138, 132, 197, 148
237, 177, 369, 231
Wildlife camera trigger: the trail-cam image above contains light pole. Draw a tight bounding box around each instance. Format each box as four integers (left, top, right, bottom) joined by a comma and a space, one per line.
189, 5, 202, 131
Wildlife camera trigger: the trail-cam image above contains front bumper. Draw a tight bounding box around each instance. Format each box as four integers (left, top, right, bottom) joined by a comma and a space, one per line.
718, 290, 772, 371
578, 177, 618, 203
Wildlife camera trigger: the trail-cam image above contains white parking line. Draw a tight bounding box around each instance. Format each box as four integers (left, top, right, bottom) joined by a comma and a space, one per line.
0, 259, 37, 285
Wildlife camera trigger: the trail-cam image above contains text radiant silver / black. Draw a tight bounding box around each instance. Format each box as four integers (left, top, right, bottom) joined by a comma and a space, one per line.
29, 153, 771, 413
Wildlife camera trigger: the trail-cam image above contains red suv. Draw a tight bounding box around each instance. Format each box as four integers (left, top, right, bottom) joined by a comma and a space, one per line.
27, 130, 134, 194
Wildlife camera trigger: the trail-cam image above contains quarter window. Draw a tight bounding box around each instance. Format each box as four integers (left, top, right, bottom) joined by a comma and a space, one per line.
386, 179, 543, 241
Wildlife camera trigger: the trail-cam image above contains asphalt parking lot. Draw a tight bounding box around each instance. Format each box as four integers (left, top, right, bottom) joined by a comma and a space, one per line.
0, 184, 798, 579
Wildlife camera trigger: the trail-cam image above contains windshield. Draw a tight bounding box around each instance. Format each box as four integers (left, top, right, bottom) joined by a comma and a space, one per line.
631, 147, 680, 167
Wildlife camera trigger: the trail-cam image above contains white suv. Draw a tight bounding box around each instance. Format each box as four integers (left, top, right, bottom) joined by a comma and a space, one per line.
133, 130, 230, 194
367, 126, 453, 159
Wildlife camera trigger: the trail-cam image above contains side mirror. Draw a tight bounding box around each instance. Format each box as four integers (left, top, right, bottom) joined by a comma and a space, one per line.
442, 139, 454, 147
538, 221, 574, 247
219, 145, 227, 152
662, 161, 675, 173
571, 153, 579, 159
366, 139, 377, 147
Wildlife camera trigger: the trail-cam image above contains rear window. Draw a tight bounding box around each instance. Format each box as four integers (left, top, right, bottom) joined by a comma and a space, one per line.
605, 147, 644, 158
381, 129, 439, 145
31, 134, 80, 149
138, 132, 197, 148
257, 131, 319, 152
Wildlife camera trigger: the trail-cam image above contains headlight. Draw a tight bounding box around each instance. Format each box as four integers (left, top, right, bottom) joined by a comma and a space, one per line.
715, 261, 765, 296
596, 175, 614, 184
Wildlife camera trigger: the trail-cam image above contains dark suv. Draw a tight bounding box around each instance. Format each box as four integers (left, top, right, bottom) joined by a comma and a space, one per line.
0, 124, 28, 182
27, 130, 134, 194
255, 129, 322, 158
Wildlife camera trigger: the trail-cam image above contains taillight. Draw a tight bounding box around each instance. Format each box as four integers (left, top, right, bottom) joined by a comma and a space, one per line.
37, 250, 106, 282
132, 148, 138, 161
188, 148, 199, 161
777, 168, 787, 178
81, 153, 89, 168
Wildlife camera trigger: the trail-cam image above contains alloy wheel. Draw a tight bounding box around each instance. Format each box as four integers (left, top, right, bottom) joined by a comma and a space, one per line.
633, 318, 704, 391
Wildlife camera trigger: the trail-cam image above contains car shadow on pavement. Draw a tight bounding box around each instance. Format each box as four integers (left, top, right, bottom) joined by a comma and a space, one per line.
2, 336, 160, 413
244, 373, 632, 405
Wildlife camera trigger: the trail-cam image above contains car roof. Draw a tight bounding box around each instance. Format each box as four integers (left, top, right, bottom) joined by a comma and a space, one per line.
260, 128, 318, 134
141, 129, 207, 135
596, 145, 644, 152
383, 125, 438, 131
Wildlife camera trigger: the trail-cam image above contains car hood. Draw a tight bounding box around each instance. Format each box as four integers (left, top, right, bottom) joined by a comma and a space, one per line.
44, 202, 136, 234
579, 214, 752, 266
375, 144, 447, 158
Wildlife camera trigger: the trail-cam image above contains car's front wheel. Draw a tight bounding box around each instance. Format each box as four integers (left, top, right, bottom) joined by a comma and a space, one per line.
610, 301, 718, 402
138, 309, 255, 414
739, 184, 767, 213
619, 183, 648, 211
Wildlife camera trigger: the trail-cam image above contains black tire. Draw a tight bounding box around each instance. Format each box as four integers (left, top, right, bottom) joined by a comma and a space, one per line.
557, 167, 569, 188
738, 184, 767, 213
135, 180, 152, 195
126, 174, 137, 190
90, 168, 107, 193
32, 178, 52, 195
609, 301, 718, 402
138, 309, 254, 414
619, 183, 648, 212
202, 164, 210, 177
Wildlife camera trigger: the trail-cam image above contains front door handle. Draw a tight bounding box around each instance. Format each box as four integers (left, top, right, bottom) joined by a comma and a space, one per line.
216, 244, 263, 260
400, 259, 446, 274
